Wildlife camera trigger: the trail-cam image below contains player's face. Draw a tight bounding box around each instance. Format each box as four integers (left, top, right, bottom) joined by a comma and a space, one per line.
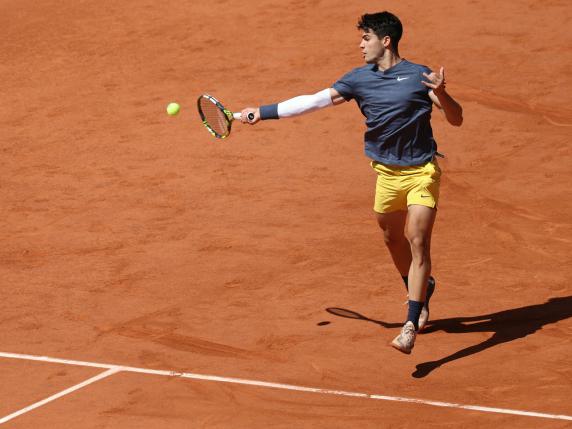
360, 30, 387, 64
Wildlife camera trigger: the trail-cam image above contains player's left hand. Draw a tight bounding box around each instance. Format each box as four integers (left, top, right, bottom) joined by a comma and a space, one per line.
422, 66, 446, 96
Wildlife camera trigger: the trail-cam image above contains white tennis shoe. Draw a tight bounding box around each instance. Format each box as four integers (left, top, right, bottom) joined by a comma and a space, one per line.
391, 321, 417, 354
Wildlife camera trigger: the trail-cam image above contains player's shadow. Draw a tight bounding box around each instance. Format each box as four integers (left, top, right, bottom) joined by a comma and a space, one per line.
326, 296, 572, 379
412, 295, 572, 378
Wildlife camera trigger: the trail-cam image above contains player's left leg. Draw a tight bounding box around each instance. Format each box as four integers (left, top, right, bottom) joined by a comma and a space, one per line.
391, 159, 441, 353
405, 204, 436, 304
390, 205, 436, 354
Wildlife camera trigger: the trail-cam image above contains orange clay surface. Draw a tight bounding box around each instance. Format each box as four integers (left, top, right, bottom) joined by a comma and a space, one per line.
1, 0, 571, 427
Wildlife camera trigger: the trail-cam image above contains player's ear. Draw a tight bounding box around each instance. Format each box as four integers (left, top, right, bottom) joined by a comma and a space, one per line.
382, 36, 391, 48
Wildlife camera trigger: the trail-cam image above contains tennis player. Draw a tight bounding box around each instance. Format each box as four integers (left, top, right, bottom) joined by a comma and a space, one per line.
240, 12, 463, 354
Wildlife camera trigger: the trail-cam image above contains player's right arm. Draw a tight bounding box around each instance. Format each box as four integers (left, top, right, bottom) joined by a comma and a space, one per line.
240, 88, 347, 124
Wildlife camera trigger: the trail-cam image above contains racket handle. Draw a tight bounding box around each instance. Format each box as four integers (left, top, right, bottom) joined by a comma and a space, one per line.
233, 112, 256, 122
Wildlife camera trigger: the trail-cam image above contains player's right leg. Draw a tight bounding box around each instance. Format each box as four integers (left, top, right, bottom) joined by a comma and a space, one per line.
371, 161, 411, 280
375, 210, 411, 277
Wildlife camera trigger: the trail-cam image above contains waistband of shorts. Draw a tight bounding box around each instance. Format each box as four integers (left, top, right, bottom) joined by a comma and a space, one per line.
370, 158, 439, 175
370, 152, 444, 169
371, 154, 441, 168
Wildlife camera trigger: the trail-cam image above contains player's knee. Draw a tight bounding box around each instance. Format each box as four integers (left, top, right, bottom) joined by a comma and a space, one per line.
382, 231, 403, 248
407, 233, 429, 254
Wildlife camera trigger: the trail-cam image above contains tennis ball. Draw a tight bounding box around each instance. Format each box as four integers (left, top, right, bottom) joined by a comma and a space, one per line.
166, 102, 180, 116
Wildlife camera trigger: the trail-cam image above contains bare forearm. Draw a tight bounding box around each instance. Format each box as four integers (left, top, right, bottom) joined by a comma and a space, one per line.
436, 90, 463, 126
423, 66, 463, 127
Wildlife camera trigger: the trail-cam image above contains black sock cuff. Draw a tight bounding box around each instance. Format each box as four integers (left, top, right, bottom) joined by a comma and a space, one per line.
407, 300, 424, 330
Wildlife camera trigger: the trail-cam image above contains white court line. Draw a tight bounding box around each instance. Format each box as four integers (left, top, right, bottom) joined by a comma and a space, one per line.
0, 351, 571, 422
0, 367, 119, 425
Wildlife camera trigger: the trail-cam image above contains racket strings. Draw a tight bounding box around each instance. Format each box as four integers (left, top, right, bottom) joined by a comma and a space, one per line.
200, 98, 230, 136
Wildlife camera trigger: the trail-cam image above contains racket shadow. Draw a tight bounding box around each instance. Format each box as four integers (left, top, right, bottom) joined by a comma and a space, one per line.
325, 307, 402, 329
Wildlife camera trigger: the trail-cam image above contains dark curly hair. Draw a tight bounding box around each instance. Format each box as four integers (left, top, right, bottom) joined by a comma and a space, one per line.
357, 12, 403, 54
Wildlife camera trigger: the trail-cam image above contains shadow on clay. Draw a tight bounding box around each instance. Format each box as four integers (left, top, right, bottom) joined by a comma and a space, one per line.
411, 295, 572, 378
325, 296, 572, 379
325, 307, 402, 329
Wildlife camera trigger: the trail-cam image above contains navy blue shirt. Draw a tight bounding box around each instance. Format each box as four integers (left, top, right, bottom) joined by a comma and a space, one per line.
333, 60, 437, 166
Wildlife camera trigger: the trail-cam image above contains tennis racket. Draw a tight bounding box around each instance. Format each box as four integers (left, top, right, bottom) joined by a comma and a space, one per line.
197, 94, 254, 139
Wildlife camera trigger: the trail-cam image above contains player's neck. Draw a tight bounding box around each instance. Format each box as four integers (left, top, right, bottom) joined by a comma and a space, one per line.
377, 51, 402, 71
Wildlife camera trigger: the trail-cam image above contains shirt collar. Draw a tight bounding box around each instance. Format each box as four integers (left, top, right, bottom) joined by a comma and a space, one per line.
372, 59, 408, 74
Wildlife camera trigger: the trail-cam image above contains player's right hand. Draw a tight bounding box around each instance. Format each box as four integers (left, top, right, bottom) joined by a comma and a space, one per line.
241, 108, 260, 124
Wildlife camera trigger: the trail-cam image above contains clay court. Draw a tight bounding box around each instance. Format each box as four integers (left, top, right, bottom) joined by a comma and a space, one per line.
1, 0, 571, 427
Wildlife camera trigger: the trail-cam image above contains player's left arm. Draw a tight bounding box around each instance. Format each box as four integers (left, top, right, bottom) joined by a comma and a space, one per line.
423, 66, 463, 127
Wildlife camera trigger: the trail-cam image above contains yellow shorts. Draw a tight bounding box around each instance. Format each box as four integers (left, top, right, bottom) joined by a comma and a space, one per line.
371, 159, 441, 213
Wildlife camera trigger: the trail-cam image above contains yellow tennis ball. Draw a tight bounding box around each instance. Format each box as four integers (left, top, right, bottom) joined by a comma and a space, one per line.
166, 102, 180, 116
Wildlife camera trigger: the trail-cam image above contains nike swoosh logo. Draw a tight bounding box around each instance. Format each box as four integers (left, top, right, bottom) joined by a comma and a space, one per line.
420, 195, 431, 198
396, 77, 409, 81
